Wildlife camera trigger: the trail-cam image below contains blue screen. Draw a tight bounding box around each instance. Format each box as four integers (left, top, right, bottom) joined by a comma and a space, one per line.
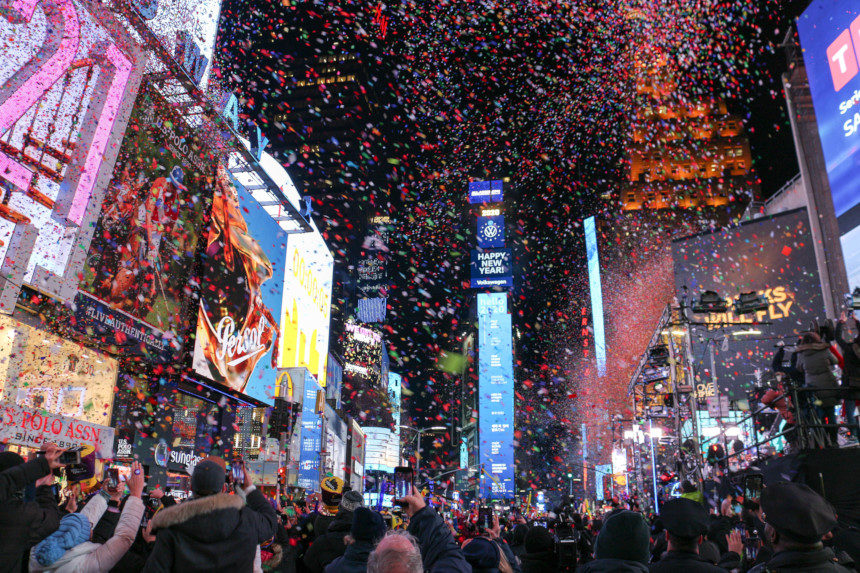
468, 180, 504, 204
797, 0, 860, 220
477, 215, 506, 248
298, 374, 322, 491
470, 248, 513, 288
584, 216, 606, 376
477, 293, 515, 499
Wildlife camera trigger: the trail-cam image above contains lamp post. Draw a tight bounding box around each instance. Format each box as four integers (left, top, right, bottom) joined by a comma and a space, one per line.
399, 425, 446, 479
567, 472, 573, 496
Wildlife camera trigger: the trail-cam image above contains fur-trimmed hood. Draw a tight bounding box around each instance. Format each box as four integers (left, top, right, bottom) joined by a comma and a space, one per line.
151, 493, 245, 542
797, 341, 830, 353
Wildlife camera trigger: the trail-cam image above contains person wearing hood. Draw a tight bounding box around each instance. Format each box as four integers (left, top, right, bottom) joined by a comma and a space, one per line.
796, 332, 841, 444
462, 537, 514, 573
142, 456, 277, 572
325, 507, 387, 573
0, 445, 65, 572
519, 526, 558, 573
836, 314, 860, 437
579, 510, 650, 573
304, 490, 364, 572
28, 461, 146, 572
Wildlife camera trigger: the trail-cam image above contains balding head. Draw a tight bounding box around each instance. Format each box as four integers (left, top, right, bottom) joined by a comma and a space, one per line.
368, 530, 423, 573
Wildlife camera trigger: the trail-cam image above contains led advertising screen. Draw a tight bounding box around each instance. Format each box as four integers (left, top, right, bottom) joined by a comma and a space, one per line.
0, 0, 137, 303
278, 223, 333, 388
477, 293, 515, 499
797, 1, 860, 223
343, 319, 383, 388
191, 164, 287, 403
468, 180, 504, 204
75, 87, 213, 363
477, 214, 506, 248
672, 209, 827, 399
584, 216, 606, 376
363, 426, 399, 473
297, 374, 322, 491
470, 248, 513, 288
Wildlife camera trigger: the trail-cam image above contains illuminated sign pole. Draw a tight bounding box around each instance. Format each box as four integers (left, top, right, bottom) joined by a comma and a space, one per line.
470, 180, 515, 500
584, 216, 606, 376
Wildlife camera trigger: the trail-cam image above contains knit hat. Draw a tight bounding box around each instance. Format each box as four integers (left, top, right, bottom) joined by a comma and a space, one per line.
0, 451, 24, 473
33, 513, 91, 566
462, 537, 501, 572
524, 525, 555, 554
321, 475, 345, 512
339, 490, 364, 513
350, 507, 387, 542
191, 459, 226, 496
593, 510, 650, 564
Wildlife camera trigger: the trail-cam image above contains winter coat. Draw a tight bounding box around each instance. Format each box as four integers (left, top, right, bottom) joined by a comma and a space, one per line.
0, 481, 61, 572
407, 507, 471, 573
324, 540, 373, 573
303, 510, 353, 572
141, 487, 278, 573
579, 557, 649, 572
520, 550, 559, 573
0, 457, 50, 503
836, 322, 860, 388
648, 550, 728, 573
747, 547, 854, 572
29, 495, 145, 573
796, 343, 840, 406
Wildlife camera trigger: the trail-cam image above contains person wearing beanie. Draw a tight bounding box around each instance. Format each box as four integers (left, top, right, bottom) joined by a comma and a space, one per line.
325, 507, 387, 573
0, 445, 65, 572
29, 460, 146, 572
579, 510, 650, 572
462, 537, 505, 573
650, 498, 732, 573
142, 456, 277, 572
304, 490, 366, 572
520, 526, 558, 572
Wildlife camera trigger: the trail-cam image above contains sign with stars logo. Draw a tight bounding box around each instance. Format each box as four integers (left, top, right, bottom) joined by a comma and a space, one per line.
477, 215, 506, 248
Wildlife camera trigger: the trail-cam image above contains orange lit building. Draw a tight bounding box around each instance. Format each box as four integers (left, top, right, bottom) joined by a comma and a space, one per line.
622, 54, 755, 211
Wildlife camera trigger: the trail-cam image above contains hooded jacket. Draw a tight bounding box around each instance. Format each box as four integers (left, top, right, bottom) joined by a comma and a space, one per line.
324, 539, 374, 573
303, 510, 353, 572
796, 342, 840, 406
141, 487, 278, 572
835, 322, 860, 388
28, 495, 144, 573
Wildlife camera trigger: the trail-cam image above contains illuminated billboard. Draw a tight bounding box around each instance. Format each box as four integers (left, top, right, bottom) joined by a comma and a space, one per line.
797, 2, 860, 222
297, 373, 322, 491
356, 215, 390, 323
477, 293, 515, 499
672, 209, 826, 399
191, 164, 286, 403
0, 0, 140, 305
75, 87, 214, 363
278, 223, 333, 387
470, 248, 513, 288
584, 216, 606, 376
477, 214, 506, 248
363, 427, 399, 473
468, 180, 504, 204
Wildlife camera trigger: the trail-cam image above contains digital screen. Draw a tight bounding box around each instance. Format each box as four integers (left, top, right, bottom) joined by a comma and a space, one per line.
477, 214, 506, 248
75, 87, 213, 363
672, 209, 827, 399
477, 293, 515, 499
468, 180, 504, 204
0, 0, 135, 302
584, 217, 606, 376
363, 427, 399, 472
278, 222, 333, 387
191, 165, 286, 403
297, 375, 322, 491
343, 319, 383, 388
797, 1, 860, 221
470, 248, 513, 288
388, 372, 402, 433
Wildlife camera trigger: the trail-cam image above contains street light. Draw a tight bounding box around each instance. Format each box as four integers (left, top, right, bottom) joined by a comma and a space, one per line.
566, 472, 574, 496
399, 425, 446, 478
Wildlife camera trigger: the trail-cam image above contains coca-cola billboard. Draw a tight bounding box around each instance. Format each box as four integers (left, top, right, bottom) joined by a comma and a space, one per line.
191, 163, 287, 402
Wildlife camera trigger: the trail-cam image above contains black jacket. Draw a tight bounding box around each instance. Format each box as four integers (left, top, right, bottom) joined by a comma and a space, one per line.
0, 457, 50, 502
836, 322, 860, 388
324, 540, 373, 573
407, 507, 471, 573
520, 550, 558, 572
142, 488, 278, 572
0, 476, 61, 573
747, 547, 855, 572
579, 558, 649, 572
648, 550, 728, 573
303, 511, 353, 572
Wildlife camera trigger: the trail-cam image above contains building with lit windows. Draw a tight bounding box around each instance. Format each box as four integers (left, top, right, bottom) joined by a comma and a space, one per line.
622, 54, 756, 212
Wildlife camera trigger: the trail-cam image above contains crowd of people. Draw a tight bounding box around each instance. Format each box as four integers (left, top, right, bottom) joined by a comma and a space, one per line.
1, 441, 858, 572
